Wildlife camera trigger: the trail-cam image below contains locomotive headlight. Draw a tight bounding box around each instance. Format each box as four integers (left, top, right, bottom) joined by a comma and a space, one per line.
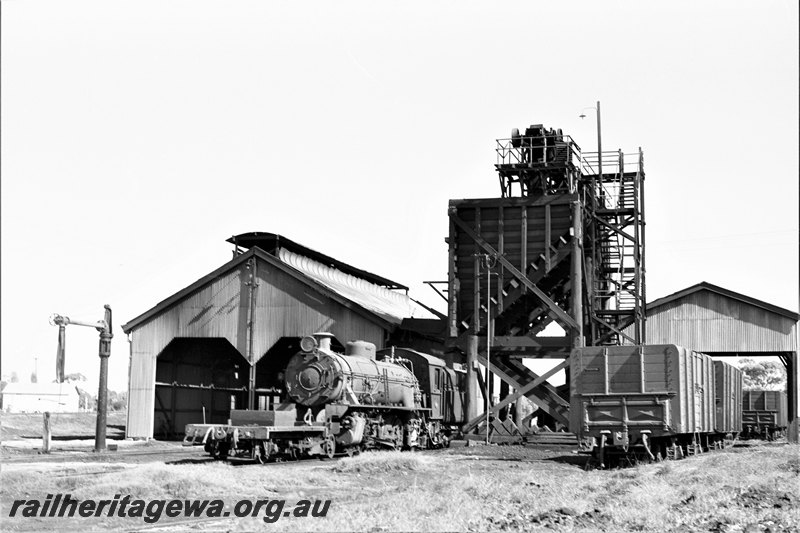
300, 335, 318, 352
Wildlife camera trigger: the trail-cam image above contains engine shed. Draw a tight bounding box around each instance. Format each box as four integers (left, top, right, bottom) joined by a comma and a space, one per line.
121, 232, 441, 439
624, 282, 799, 441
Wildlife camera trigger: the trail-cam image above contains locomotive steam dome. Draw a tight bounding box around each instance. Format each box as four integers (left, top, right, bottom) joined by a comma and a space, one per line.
284, 333, 420, 408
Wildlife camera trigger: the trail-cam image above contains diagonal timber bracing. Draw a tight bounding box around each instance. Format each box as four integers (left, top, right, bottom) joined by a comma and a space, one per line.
449, 126, 645, 436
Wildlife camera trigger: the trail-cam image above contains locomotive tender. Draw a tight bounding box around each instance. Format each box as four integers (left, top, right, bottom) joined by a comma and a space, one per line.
570, 344, 743, 467
184, 333, 465, 462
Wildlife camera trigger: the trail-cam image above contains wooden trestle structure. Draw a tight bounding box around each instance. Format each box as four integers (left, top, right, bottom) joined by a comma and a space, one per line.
448, 125, 646, 434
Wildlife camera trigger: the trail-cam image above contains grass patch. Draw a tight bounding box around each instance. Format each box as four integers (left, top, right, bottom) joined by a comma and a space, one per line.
1, 412, 127, 441
1, 441, 798, 531
330, 451, 430, 474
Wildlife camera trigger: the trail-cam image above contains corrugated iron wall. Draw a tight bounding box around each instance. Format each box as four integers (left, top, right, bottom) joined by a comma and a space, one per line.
714, 360, 743, 433
126, 255, 387, 438
626, 291, 797, 352
252, 259, 385, 359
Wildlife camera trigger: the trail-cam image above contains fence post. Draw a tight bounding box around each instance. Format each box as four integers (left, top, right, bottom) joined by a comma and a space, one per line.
43, 412, 51, 453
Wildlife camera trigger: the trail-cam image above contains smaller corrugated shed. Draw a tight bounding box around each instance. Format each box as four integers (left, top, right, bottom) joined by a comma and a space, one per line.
632, 282, 798, 353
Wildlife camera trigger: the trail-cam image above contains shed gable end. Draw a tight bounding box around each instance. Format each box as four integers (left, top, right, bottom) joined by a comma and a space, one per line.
646, 290, 797, 352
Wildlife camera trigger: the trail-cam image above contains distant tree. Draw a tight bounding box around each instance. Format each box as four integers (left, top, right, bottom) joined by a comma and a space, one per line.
105, 390, 127, 411
109, 390, 128, 411
10, 372, 19, 383
30, 371, 38, 383
75, 388, 94, 411
737, 358, 786, 391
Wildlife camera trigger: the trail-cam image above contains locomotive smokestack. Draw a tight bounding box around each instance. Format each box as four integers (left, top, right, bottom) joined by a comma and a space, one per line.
313, 332, 335, 351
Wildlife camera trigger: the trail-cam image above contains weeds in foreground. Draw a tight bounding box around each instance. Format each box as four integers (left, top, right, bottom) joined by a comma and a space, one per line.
329, 451, 430, 474
1, 441, 797, 532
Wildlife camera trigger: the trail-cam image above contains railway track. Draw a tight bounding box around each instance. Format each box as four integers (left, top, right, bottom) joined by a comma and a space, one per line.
1, 443, 376, 468
1, 445, 204, 465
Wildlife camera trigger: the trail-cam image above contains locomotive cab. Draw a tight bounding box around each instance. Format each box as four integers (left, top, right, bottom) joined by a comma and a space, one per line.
378, 347, 466, 440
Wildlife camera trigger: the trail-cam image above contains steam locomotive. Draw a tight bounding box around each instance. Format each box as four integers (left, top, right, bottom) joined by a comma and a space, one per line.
184, 333, 466, 462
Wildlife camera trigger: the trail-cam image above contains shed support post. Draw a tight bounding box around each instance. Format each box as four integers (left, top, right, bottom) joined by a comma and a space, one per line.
789, 351, 799, 443
245, 258, 259, 411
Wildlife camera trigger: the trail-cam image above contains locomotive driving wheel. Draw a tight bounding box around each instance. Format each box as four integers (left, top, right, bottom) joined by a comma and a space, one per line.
389, 417, 404, 450
345, 445, 362, 458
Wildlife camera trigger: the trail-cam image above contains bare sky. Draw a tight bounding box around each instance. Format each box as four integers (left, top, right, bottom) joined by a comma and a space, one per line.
2, 1, 798, 392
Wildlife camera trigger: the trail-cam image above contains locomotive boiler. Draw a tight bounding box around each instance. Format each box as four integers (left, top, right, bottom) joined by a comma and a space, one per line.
285, 334, 421, 409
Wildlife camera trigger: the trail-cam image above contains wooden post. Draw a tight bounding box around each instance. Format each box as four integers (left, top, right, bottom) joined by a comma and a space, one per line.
521, 208, 528, 295
499, 380, 510, 420
789, 351, 799, 443
447, 208, 459, 338
43, 412, 51, 454
514, 396, 530, 433
571, 200, 584, 349
465, 335, 479, 421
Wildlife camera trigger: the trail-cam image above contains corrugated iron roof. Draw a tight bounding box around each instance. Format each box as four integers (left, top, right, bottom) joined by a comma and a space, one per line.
226, 232, 408, 290
123, 240, 439, 333
276, 248, 439, 325
648, 282, 799, 321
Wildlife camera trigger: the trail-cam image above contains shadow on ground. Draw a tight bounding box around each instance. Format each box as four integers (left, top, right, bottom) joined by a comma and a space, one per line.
165, 457, 217, 465
544, 454, 591, 468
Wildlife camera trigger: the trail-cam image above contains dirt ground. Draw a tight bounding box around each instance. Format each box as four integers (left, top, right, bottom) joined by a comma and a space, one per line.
2, 436, 798, 532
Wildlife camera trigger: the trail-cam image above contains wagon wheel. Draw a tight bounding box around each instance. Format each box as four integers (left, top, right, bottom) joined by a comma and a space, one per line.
254, 441, 270, 464
641, 434, 656, 462
321, 435, 336, 460
654, 442, 667, 462
667, 442, 681, 460
212, 442, 229, 461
